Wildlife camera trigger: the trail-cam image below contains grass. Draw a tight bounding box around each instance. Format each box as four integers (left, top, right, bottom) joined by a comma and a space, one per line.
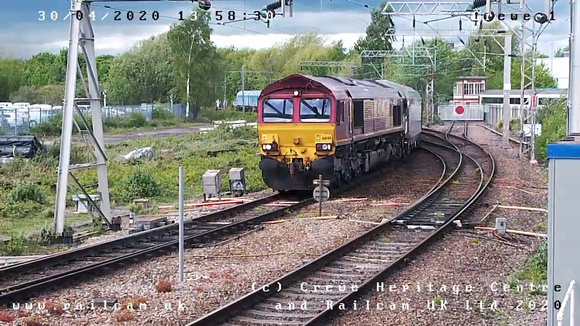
196, 107, 257, 123
507, 241, 547, 295
0, 212, 91, 239
0, 122, 265, 253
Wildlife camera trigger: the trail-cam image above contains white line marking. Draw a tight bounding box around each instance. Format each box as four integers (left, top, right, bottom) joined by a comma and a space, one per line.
102, 13, 108, 20
63, 12, 71, 20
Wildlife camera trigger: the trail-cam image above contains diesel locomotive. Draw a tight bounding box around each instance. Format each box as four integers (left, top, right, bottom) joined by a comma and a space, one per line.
257, 74, 423, 192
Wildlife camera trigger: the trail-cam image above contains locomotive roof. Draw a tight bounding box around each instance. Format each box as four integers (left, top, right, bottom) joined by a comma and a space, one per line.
261, 74, 417, 100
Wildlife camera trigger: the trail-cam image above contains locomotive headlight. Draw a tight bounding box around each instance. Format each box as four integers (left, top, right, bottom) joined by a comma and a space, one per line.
293, 90, 300, 96
262, 143, 277, 151
316, 143, 332, 151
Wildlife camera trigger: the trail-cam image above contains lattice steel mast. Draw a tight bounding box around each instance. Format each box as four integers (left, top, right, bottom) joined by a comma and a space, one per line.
382, 0, 554, 157
56, 0, 293, 235
381, 2, 474, 123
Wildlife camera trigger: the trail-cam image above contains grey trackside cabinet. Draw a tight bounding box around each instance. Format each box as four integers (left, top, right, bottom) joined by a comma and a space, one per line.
547, 136, 580, 326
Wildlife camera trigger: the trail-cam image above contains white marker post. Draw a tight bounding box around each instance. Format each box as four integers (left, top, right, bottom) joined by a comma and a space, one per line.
178, 166, 184, 283
318, 174, 323, 216
313, 175, 330, 217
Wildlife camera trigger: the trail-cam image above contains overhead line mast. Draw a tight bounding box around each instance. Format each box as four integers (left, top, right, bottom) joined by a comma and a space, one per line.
54, 0, 293, 236
382, 0, 554, 157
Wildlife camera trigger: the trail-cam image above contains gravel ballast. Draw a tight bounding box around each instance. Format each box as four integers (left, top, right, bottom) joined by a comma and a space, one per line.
0, 150, 442, 325
330, 123, 548, 326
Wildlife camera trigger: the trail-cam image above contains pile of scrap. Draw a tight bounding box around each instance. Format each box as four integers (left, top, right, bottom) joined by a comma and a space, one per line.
0, 135, 43, 163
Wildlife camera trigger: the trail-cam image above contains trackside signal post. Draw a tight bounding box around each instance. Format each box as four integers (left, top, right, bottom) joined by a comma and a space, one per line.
313, 175, 330, 216
547, 0, 580, 324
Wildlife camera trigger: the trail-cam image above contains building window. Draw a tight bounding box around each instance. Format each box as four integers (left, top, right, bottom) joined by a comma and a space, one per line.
454, 83, 462, 96
462, 82, 484, 95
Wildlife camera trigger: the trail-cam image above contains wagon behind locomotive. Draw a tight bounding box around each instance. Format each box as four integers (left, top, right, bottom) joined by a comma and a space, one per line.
257, 74, 422, 192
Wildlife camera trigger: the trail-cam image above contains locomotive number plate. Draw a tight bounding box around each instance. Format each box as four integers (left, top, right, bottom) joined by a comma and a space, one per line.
315, 134, 333, 142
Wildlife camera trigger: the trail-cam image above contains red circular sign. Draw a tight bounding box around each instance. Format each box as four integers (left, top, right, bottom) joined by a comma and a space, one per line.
455, 106, 465, 115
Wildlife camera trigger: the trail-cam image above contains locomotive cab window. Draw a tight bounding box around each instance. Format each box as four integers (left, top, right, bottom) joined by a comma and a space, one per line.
336, 101, 345, 126
299, 98, 331, 122
262, 98, 294, 122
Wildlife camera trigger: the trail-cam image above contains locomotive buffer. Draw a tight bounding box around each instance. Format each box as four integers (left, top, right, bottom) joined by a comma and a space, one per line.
313, 175, 330, 216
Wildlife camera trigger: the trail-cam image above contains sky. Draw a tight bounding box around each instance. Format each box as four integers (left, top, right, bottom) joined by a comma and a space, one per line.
0, 0, 572, 59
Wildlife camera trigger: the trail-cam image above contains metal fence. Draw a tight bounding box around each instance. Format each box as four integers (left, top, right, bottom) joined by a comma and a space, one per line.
0, 107, 60, 135
483, 104, 526, 126
0, 104, 178, 135
437, 104, 484, 121
102, 105, 154, 121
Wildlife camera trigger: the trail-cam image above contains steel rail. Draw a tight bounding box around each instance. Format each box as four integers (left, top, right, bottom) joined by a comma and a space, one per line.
0, 194, 283, 276
186, 134, 468, 326
0, 147, 432, 306
298, 129, 492, 325
0, 196, 311, 305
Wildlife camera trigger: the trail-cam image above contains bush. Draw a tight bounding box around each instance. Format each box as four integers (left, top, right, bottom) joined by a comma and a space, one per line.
508, 241, 547, 295
0, 202, 45, 222
122, 169, 161, 202
535, 99, 566, 161
124, 111, 147, 128
496, 118, 521, 132
195, 107, 257, 123
0, 235, 25, 255
152, 107, 174, 120
8, 183, 46, 204
122, 297, 148, 310
30, 114, 62, 137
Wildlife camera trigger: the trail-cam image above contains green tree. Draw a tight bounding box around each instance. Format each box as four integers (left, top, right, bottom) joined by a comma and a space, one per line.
10, 86, 39, 103
535, 99, 566, 160
22, 50, 68, 87
0, 58, 24, 101
351, 2, 396, 79
37, 84, 65, 105
353, 1, 395, 53
168, 9, 221, 120
107, 34, 175, 104
96, 55, 115, 85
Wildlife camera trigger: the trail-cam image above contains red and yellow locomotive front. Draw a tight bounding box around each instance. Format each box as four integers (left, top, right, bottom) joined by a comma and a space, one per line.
258, 83, 337, 191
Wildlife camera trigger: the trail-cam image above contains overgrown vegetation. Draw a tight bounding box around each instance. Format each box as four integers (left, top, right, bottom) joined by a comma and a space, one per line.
535, 98, 567, 161
508, 242, 547, 295
29, 107, 186, 137
492, 99, 567, 162
495, 118, 521, 133
0, 125, 264, 247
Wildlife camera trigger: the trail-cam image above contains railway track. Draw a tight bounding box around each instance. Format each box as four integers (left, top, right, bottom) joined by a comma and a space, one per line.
186, 123, 495, 326
0, 145, 430, 306
0, 193, 312, 305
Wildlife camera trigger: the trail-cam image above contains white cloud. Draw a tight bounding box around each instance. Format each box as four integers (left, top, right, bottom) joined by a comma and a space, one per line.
0, 1, 572, 58
211, 32, 364, 50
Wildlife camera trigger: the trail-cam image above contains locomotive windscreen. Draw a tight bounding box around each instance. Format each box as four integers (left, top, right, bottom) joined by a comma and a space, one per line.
299, 98, 331, 122
262, 99, 294, 122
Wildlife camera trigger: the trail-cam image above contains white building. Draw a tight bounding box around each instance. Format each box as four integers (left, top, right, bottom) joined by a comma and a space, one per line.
536, 56, 569, 89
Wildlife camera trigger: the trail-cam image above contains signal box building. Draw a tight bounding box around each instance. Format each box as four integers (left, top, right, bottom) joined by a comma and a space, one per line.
452, 76, 487, 106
